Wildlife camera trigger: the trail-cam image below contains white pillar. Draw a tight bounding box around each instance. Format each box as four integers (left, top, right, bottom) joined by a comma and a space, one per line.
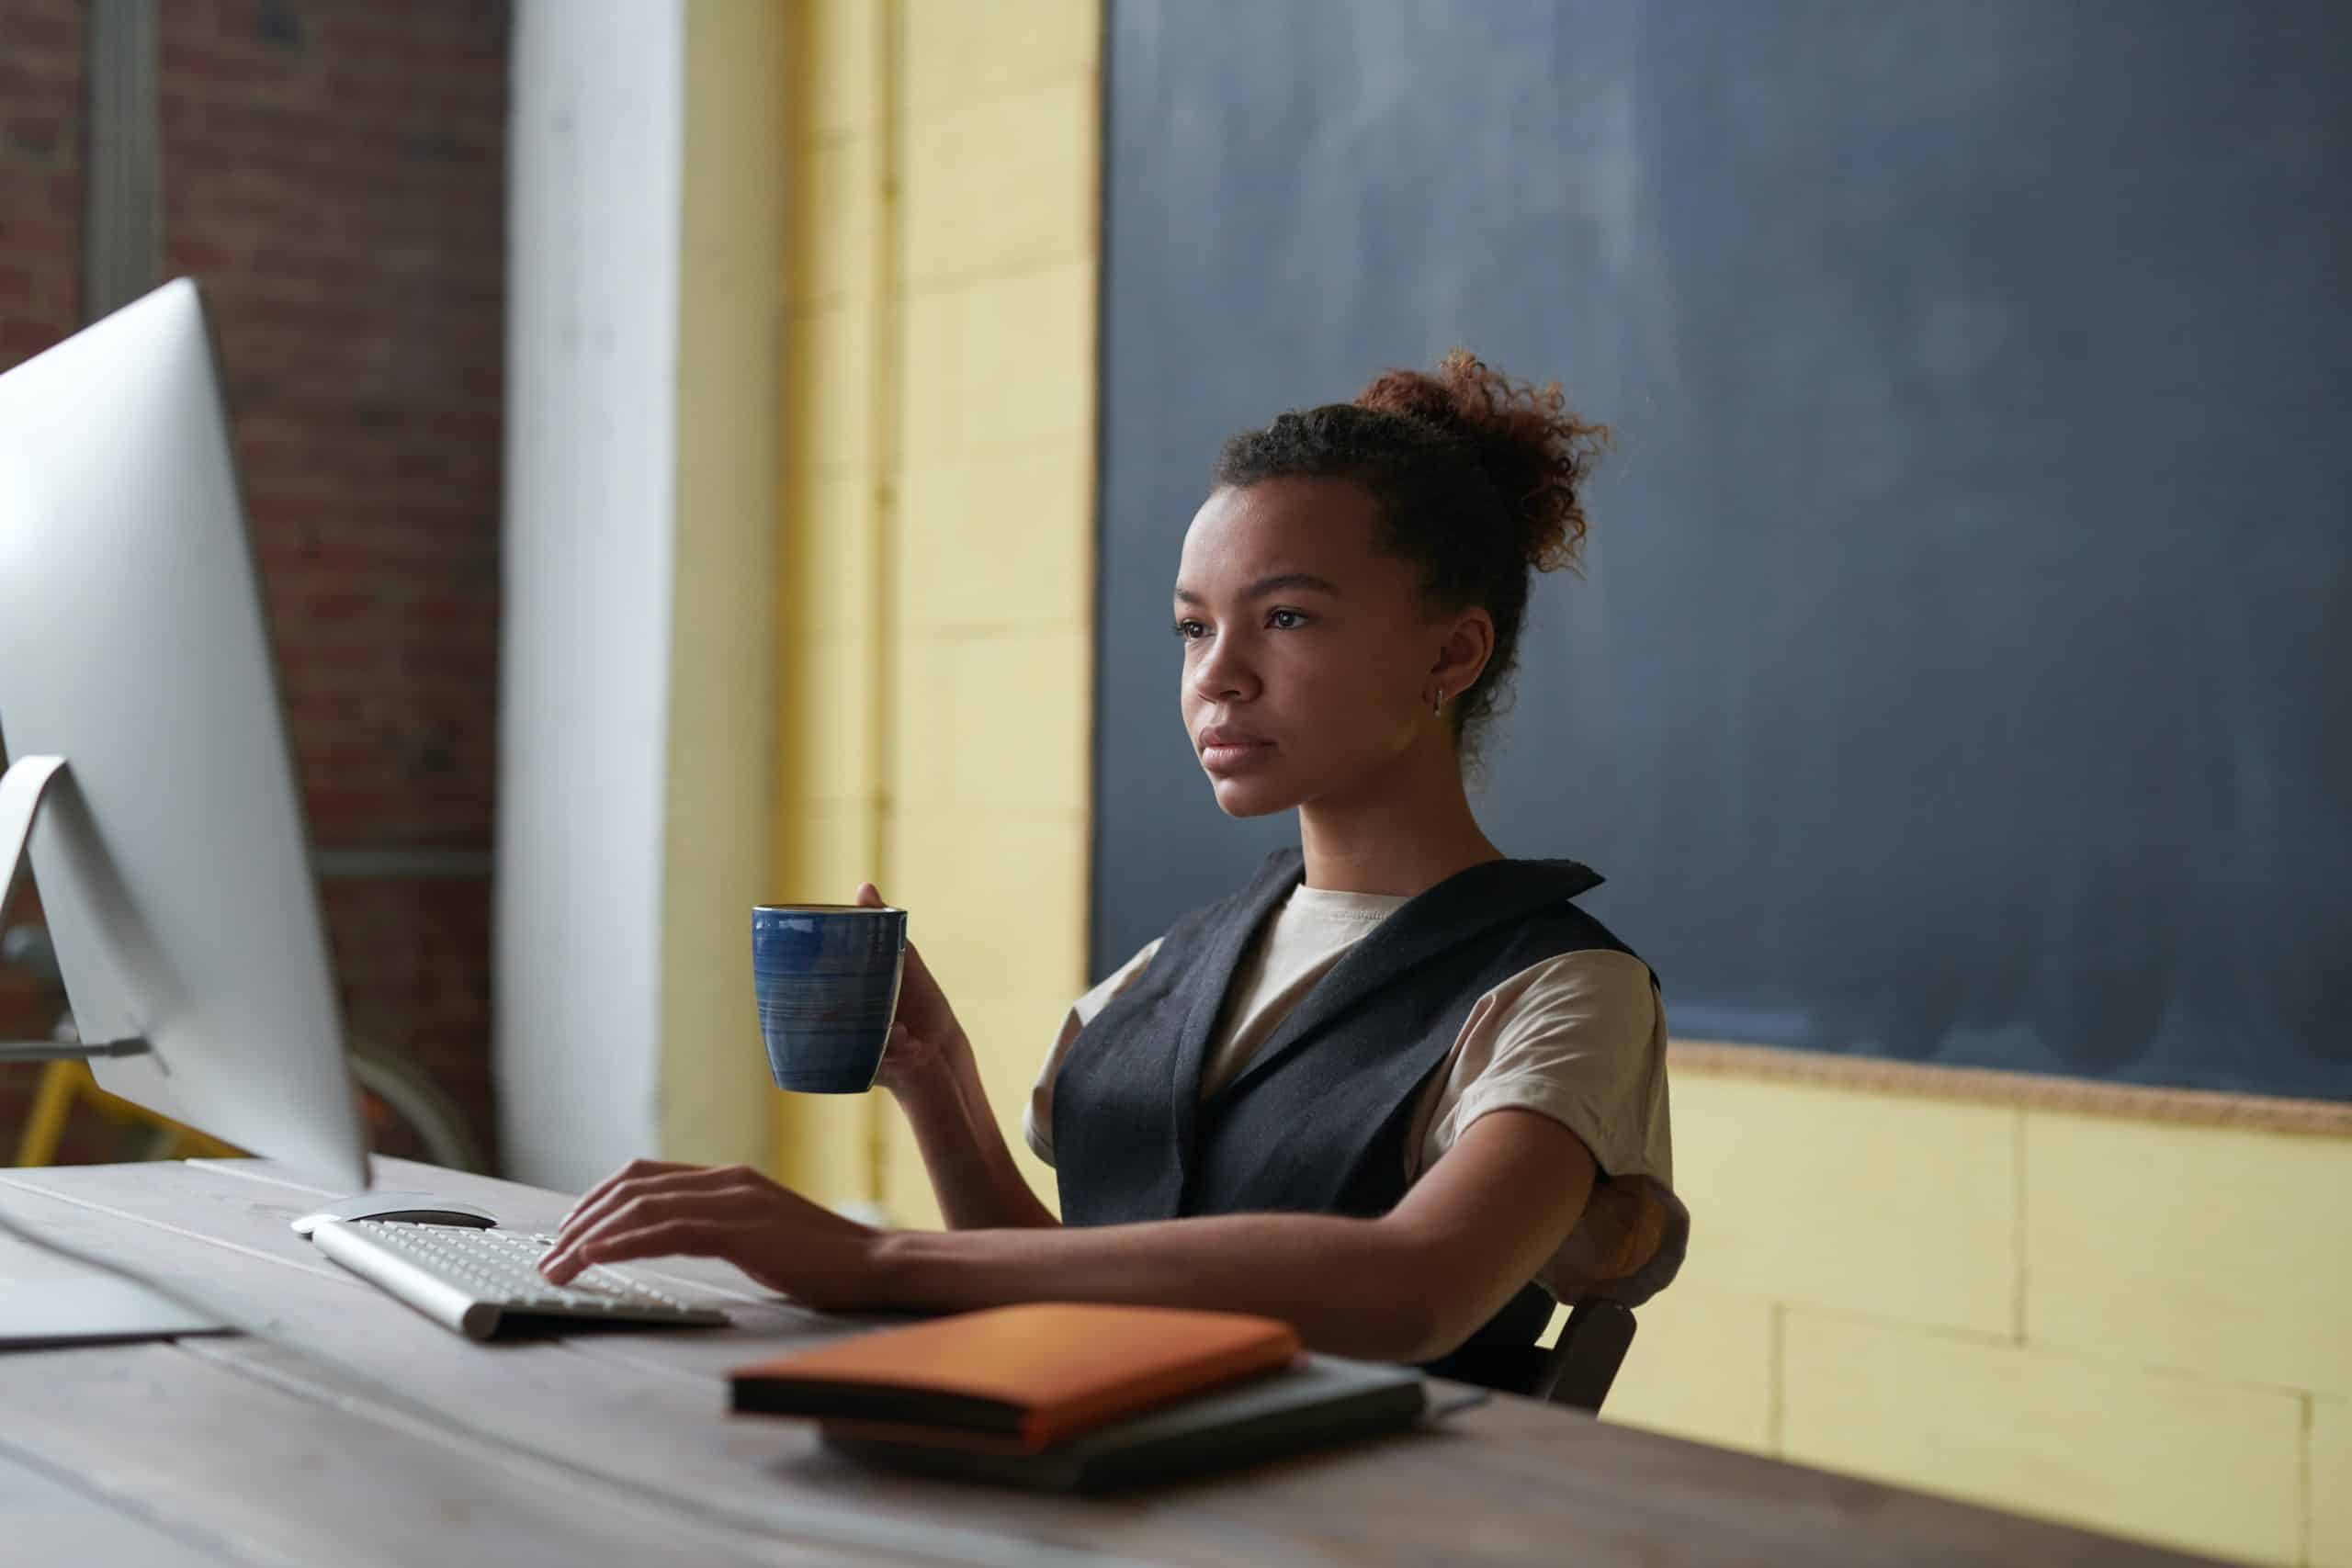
497, 0, 781, 1190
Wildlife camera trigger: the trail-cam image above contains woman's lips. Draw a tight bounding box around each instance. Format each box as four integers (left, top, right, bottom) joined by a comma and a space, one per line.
1202, 739, 1275, 772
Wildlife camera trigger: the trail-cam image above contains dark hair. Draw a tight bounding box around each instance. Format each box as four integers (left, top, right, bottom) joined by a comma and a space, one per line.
1213, 348, 1609, 780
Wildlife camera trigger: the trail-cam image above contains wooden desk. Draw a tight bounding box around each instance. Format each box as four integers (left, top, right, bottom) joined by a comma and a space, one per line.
0, 1156, 2216, 1567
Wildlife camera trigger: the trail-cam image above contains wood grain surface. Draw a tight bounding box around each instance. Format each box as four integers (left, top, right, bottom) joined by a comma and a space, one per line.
0, 1156, 2228, 1566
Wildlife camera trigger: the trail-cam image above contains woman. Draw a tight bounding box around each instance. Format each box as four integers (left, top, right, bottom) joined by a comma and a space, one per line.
541, 351, 1684, 1387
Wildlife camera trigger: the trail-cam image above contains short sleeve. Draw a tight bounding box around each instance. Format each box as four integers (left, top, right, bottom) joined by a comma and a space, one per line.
1021, 935, 1163, 1166
1420, 948, 1671, 1190
1412, 948, 1677, 1302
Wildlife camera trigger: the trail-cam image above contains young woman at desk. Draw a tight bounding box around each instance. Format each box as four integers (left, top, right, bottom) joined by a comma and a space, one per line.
540, 352, 1685, 1386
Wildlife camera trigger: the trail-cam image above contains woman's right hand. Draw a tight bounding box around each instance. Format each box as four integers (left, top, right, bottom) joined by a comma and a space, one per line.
857, 882, 967, 1099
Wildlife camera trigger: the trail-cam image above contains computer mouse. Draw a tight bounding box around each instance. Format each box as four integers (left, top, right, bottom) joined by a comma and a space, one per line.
288, 1190, 501, 1236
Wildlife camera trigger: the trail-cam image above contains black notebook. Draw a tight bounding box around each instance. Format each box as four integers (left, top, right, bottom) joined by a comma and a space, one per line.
816, 1352, 1429, 1494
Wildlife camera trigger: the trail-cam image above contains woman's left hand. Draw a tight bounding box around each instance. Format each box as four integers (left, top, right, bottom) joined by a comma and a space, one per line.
537, 1159, 884, 1312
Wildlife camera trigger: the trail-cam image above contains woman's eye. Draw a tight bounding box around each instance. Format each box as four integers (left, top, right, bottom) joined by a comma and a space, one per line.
1171, 611, 1306, 639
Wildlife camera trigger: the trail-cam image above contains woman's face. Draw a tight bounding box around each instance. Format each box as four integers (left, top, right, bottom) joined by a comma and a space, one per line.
1173, 476, 1487, 818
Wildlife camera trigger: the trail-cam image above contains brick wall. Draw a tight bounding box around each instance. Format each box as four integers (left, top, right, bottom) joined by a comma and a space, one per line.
0, 0, 508, 1170
0, 0, 95, 1157
0, 0, 82, 365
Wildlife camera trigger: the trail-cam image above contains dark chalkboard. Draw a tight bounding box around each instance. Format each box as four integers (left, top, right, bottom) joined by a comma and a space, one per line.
1091, 1, 2352, 1101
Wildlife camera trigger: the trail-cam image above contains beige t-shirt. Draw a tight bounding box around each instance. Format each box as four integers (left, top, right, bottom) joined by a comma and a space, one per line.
1023, 882, 1675, 1300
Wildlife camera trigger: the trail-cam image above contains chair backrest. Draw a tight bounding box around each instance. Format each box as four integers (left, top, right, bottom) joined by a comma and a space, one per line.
1551, 1174, 1688, 1306
1531, 1299, 1639, 1414
1524, 1176, 1691, 1415
1423, 1177, 1688, 1410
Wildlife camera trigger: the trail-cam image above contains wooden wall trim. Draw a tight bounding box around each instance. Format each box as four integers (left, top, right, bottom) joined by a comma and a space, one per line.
1668, 1039, 2352, 1138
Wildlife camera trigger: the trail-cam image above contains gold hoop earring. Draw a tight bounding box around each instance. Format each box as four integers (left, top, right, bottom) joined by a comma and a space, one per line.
1431, 687, 1445, 717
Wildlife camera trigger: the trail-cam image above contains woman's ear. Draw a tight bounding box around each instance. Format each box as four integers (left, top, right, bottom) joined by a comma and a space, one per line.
1430, 606, 1496, 697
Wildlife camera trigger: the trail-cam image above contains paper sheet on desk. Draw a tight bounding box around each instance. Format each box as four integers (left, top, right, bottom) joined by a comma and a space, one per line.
0, 1276, 239, 1351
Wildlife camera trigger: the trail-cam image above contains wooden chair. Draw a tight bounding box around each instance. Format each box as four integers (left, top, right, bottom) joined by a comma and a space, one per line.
1481, 1174, 1688, 1415
1530, 1299, 1641, 1413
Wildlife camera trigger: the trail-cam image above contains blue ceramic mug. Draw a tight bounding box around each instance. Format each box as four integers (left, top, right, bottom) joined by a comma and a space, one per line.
752, 902, 907, 1093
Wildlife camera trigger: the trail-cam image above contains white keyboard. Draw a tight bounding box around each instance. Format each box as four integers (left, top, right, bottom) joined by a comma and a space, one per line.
309, 1219, 732, 1340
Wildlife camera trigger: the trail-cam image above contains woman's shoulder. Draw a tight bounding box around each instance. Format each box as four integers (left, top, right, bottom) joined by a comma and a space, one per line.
1487, 869, 1658, 1001
1470, 946, 1661, 1051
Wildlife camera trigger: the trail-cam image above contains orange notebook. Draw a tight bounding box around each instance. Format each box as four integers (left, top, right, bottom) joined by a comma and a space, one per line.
727, 1303, 1303, 1454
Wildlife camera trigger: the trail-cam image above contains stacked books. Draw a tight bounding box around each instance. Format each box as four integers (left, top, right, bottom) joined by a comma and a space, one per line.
727, 1302, 1429, 1493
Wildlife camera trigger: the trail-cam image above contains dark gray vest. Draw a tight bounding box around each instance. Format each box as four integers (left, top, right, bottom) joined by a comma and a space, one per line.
1053, 847, 1656, 1390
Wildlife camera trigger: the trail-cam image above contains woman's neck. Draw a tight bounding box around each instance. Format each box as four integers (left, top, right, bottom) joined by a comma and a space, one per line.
1294, 740, 1505, 897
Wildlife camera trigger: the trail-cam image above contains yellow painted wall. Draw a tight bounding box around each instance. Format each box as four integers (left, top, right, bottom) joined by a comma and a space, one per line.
770, 0, 1097, 1223
768, 6, 2347, 1562
658, 0, 787, 1169
1601, 1063, 2349, 1567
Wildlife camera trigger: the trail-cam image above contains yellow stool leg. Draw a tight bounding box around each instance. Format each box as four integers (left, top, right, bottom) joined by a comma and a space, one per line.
14, 1059, 87, 1167
12, 1058, 246, 1167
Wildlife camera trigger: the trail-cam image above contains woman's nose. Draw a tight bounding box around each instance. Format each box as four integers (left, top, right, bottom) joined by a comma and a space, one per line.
1190, 637, 1254, 704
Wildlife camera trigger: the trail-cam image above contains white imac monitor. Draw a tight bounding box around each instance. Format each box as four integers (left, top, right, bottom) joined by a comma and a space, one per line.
0, 278, 370, 1190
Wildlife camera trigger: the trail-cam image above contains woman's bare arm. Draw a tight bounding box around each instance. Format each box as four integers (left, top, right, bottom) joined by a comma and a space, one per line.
544, 1111, 1594, 1362
887, 1024, 1059, 1231
868, 1107, 1595, 1361
854, 879, 1059, 1231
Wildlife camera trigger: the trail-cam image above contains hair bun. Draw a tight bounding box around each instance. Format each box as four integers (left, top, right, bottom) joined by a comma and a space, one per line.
1354, 347, 1608, 573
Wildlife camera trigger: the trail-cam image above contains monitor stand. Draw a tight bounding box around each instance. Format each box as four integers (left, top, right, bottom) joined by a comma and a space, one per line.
0, 755, 153, 1064
0, 753, 239, 1348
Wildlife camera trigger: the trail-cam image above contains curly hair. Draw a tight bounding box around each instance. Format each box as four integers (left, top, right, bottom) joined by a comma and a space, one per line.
1213, 348, 1610, 781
